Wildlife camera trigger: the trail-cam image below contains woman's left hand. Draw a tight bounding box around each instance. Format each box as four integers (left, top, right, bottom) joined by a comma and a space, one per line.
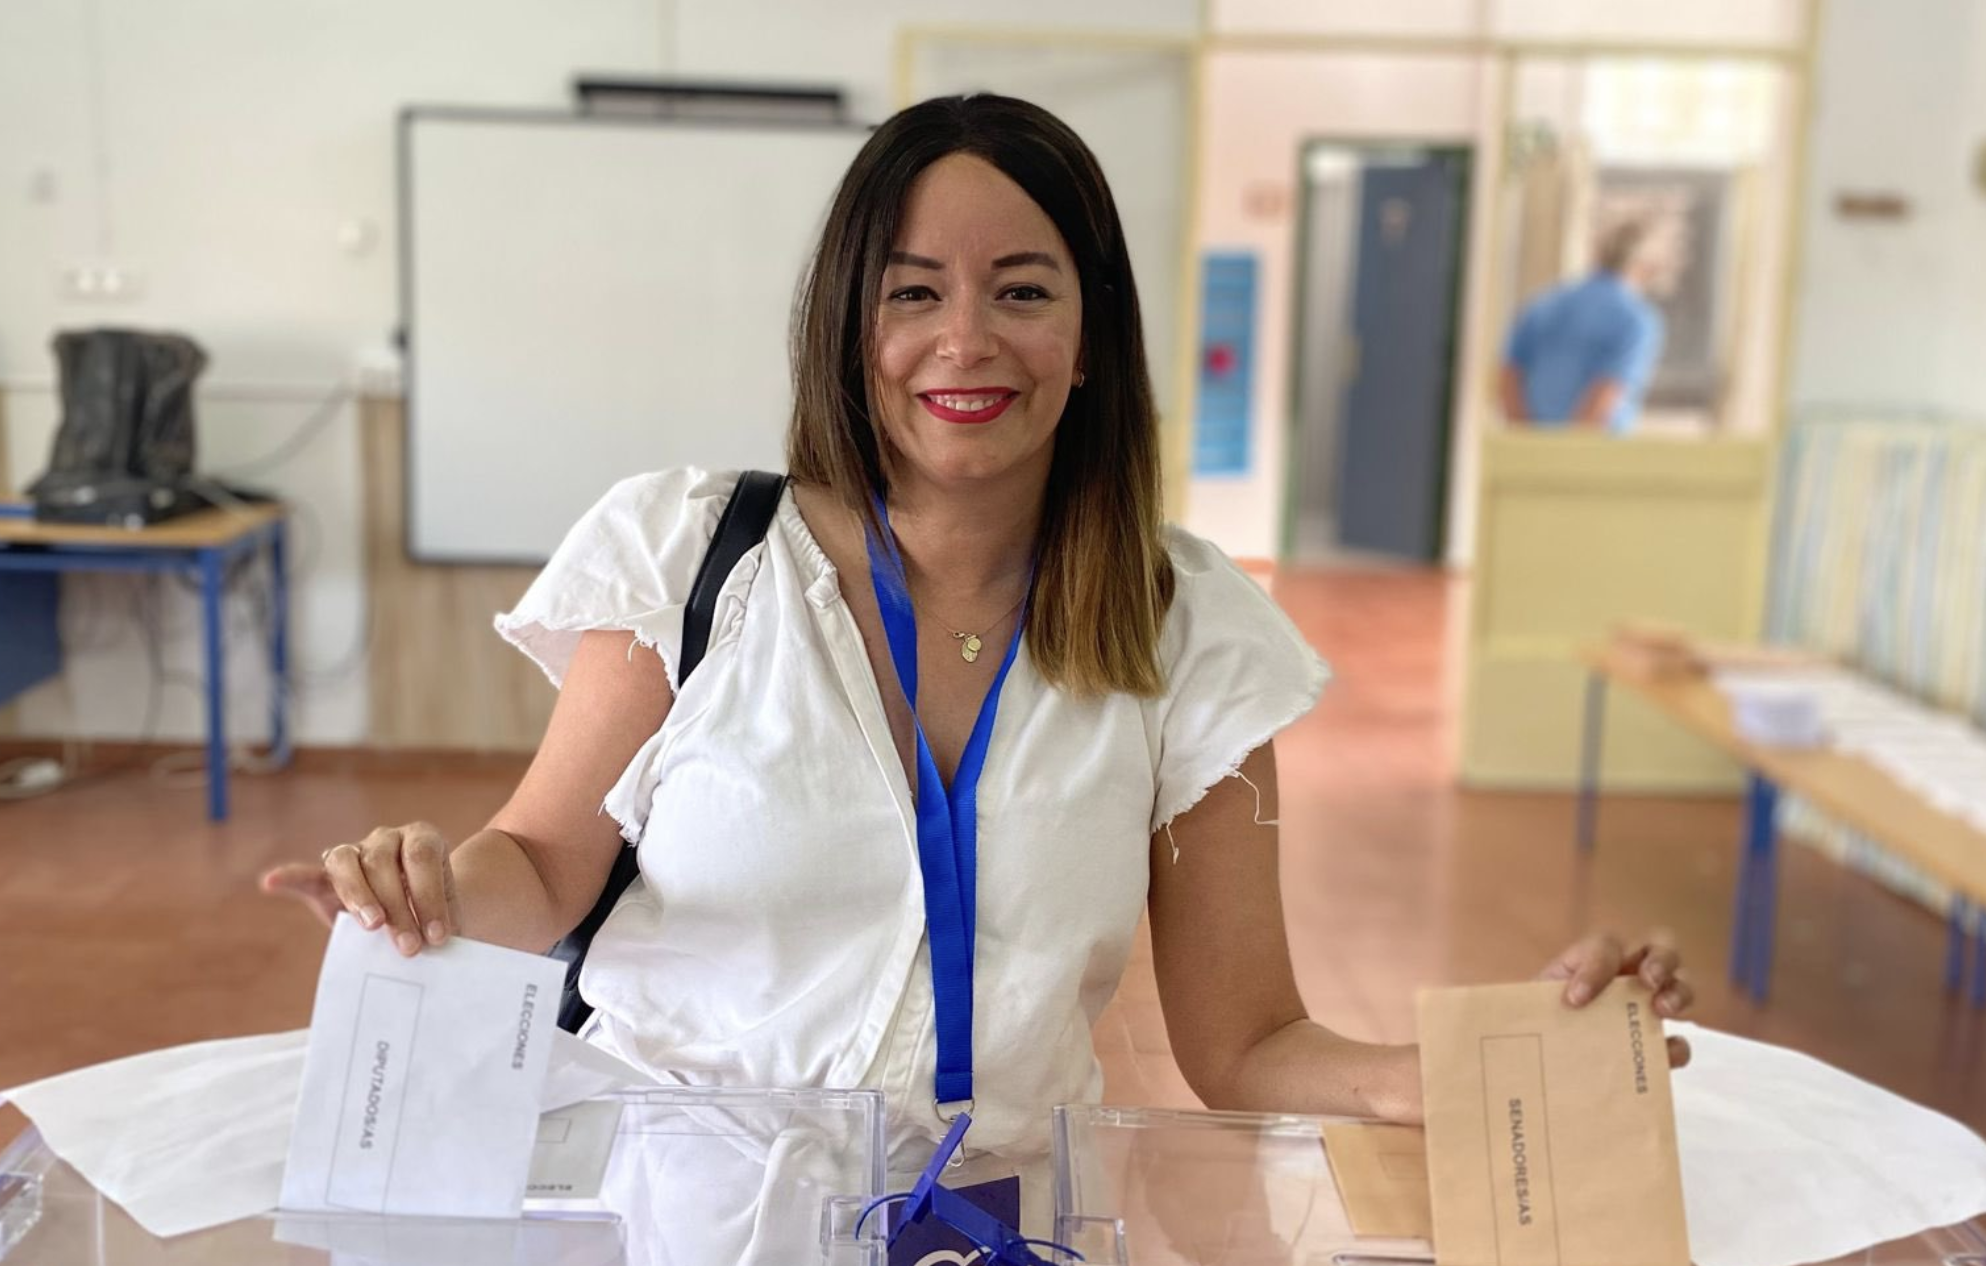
1539, 931, 1695, 1069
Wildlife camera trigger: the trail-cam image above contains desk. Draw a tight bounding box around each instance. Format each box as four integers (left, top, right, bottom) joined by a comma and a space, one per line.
1576, 644, 1986, 1006
0, 503, 290, 821
1053, 1101, 1986, 1266
7, 1108, 1982, 1266
0, 1084, 888, 1264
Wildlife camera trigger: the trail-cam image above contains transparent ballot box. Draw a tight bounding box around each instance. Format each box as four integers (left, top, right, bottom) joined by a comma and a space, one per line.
0, 1085, 889, 1265
1049, 1104, 1986, 1266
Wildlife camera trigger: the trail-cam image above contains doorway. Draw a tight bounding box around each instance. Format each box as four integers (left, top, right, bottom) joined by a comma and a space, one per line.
1286, 142, 1471, 565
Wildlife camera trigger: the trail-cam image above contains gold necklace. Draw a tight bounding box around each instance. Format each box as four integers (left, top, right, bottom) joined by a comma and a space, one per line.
935, 593, 1029, 664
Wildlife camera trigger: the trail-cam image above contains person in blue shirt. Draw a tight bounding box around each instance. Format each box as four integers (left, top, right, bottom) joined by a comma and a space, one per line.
1500, 219, 1667, 434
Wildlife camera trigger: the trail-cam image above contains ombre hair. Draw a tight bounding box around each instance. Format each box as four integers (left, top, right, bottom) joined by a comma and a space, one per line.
786, 94, 1174, 697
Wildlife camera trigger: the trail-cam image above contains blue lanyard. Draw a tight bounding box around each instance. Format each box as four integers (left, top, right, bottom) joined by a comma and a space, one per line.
865, 506, 1028, 1112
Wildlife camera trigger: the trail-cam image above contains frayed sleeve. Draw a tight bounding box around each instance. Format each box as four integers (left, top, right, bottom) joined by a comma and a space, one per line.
493, 468, 737, 693
492, 468, 742, 844
1148, 529, 1331, 837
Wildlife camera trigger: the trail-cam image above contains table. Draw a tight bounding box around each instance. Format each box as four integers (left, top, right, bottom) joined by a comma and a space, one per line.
0, 1082, 889, 1264
0, 503, 291, 821
1054, 1102, 1986, 1265
6, 1093, 1982, 1265
1576, 643, 1986, 1006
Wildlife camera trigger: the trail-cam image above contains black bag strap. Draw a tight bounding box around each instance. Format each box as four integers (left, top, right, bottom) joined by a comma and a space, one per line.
678, 470, 788, 684
553, 469, 788, 1034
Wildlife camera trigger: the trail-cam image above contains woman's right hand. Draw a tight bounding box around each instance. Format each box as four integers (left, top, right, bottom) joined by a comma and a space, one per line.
261, 822, 460, 956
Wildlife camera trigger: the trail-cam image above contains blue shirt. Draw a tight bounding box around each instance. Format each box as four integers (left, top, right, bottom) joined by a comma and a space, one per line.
1504, 273, 1664, 433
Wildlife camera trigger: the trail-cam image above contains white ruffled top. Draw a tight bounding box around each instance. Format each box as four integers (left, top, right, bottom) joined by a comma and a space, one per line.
495, 468, 1329, 1178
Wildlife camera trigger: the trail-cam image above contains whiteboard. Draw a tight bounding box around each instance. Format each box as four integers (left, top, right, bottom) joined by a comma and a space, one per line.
403, 109, 870, 563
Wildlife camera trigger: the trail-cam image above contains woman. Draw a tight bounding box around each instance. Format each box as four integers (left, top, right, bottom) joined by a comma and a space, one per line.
265, 94, 1692, 1215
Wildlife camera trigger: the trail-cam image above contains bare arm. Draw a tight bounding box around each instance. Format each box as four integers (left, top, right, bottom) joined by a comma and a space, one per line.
265, 628, 675, 954
1147, 743, 1699, 1123
1498, 366, 1531, 426
458, 628, 676, 948
1573, 378, 1625, 429
1147, 743, 1423, 1122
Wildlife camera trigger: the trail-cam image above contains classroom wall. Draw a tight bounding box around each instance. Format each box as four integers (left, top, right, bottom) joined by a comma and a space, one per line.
1212, 0, 1807, 44
1957, 17, 1986, 418
4, 0, 1977, 750
1789, 0, 1986, 419
674, 0, 1195, 121
0, 0, 667, 746
0, 0, 1190, 748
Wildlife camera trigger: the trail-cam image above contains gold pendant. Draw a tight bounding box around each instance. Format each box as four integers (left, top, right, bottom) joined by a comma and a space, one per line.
959, 633, 983, 664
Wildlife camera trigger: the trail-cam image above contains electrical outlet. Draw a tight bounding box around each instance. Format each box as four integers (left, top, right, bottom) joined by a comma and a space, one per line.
62, 263, 144, 301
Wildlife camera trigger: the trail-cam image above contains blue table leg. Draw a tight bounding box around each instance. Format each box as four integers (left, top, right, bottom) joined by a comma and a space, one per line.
1749, 776, 1780, 1003
1576, 673, 1606, 853
200, 547, 228, 821
1730, 775, 1780, 1003
1972, 903, 1986, 1009
1949, 898, 1971, 995
1729, 801, 1755, 990
269, 520, 292, 768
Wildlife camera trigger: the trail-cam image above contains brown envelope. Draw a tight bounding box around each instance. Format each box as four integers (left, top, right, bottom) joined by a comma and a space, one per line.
1417, 980, 1689, 1266
1322, 1122, 1434, 1240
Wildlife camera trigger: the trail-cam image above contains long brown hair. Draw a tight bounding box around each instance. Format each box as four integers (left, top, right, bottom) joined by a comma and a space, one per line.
787, 94, 1173, 697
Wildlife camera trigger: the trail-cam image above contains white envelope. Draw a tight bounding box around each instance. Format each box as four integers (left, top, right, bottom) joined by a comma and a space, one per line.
278, 915, 568, 1219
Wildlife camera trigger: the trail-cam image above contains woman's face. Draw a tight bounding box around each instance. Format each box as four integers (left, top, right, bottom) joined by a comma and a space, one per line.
872, 153, 1083, 495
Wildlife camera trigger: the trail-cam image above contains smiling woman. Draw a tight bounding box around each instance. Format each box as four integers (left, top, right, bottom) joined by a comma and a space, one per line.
874, 163, 1082, 504
267, 93, 1694, 1243
788, 95, 1173, 701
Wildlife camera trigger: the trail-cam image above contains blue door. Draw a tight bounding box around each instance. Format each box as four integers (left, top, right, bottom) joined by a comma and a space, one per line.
1334, 154, 1467, 562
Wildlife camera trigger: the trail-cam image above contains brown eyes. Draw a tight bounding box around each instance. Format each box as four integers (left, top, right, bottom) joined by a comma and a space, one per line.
883, 285, 1052, 304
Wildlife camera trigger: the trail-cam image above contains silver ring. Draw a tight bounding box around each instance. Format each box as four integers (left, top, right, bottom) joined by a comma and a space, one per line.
936, 1098, 974, 1123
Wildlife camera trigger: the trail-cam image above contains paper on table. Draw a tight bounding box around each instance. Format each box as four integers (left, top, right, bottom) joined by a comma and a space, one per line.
1419, 979, 1689, 1266
1669, 1021, 1986, 1266
278, 914, 567, 1219
0, 1030, 307, 1238
0, 1026, 649, 1239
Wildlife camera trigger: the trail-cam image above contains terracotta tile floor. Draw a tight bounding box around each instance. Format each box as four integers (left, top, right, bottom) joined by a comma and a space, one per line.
4, 567, 1981, 1144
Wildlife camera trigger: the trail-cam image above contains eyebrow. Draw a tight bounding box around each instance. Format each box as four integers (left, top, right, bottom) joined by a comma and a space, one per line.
992, 251, 1062, 272
887, 250, 1063, 273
